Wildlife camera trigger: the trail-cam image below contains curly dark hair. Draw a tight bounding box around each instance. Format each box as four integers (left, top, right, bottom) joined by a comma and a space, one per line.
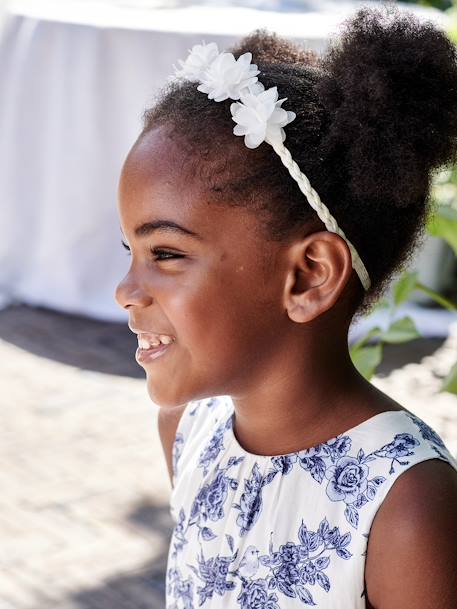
139, 3, 457, 322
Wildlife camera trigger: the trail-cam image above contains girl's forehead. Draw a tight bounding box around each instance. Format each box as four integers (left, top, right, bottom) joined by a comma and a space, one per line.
118, 127, 267, 247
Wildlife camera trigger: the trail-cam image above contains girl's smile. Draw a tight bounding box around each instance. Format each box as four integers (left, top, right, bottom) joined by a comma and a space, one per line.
135, 339, 174, 365
132, 329, 176, 364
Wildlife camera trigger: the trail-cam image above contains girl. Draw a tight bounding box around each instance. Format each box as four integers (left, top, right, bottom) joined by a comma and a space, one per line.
115, 4, 457, 608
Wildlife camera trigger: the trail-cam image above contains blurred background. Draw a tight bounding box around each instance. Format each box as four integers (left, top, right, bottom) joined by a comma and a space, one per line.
1, 1, 457, 608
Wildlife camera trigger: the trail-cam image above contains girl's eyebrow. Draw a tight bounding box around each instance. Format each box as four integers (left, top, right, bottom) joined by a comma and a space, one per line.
128, 220, 203, 240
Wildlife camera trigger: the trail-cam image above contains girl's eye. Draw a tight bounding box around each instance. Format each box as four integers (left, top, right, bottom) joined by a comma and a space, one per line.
120, 240, 184, 262
150, 247, 185, 261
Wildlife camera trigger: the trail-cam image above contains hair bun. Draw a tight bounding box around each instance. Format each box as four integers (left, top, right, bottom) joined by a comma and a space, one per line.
230, 27, 320, 67
316, 4, 457, 208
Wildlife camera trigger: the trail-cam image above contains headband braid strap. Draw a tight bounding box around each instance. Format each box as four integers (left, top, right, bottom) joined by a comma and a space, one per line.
173, 41, 371, 292
270, 140, 371, 291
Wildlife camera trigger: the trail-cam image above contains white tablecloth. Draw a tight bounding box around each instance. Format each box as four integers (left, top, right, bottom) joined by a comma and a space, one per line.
0, 0, 450, 330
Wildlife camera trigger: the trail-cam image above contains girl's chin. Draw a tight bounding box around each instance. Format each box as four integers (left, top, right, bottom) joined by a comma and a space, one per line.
145, 376, 187, 409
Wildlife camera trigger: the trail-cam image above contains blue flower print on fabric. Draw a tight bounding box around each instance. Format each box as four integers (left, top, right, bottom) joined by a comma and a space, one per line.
197, 416, 233, 476
190, 460, 243, 526
406, 412, 449, 459
407, 414, 445, 447
325, 456, 370, 504
171, 507, 190, 558
171, 516, 353, 607
237, 577, 280, 609
299, 438, 351, 484
233, 462, 265, 537
170, 456, 245, 559
259, 516, 352, 605
233, 429, 421, 534
173, 398, 221, 482
167, 566, 195, 609
289, 431, 419, 529
374, 432, 420, 473
233, 458, 296, 537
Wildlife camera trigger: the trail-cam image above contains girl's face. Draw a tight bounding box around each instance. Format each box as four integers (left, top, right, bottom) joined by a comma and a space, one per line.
115, 125, 291, 407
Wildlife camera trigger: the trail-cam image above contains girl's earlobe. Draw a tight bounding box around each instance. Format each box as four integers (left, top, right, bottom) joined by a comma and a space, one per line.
283, 268, 325, 324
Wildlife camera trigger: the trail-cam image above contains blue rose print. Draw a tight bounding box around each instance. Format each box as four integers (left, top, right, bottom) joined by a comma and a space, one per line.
325, 456, 369, 504
324, 447, 387, 529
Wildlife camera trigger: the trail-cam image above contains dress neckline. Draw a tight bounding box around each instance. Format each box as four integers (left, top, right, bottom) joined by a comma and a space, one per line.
224, 396, 409, 460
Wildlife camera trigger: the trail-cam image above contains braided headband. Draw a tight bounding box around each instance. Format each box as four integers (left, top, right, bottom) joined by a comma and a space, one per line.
172, 42, 371, 291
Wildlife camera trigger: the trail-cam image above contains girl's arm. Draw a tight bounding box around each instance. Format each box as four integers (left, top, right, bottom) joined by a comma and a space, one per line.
157, 404, 188, 487
364, 459, 457, 609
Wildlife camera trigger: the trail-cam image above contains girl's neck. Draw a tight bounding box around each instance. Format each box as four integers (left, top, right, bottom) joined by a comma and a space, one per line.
229, 330, 402, 457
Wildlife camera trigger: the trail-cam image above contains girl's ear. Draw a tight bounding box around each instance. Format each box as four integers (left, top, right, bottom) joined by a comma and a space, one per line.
282, 231, 353, 323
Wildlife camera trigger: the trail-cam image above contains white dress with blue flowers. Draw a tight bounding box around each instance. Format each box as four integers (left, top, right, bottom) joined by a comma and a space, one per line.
166, 395, 457, 609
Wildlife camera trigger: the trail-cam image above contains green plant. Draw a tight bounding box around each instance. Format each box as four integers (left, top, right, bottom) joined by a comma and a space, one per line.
349, 170, 457, 390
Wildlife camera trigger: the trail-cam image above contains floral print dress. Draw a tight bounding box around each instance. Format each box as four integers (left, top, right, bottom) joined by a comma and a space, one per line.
166, 395, 457, 609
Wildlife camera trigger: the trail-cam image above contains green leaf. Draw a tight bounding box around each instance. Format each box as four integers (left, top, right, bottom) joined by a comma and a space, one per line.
415, 282, 457, 312
426, 205, 457, 256
392, 271, 419, 306
379, 316, 421, 344
350, 344, 383, 380
350, 326, 383, 351
441, 361, 457, 394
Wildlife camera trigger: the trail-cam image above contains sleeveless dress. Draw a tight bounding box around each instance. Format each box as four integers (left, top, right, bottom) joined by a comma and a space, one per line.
166, 395, 457, 609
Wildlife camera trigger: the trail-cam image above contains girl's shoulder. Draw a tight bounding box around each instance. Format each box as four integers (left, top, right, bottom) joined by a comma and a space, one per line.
353, 408, 457, 607
364, 450, 457, 608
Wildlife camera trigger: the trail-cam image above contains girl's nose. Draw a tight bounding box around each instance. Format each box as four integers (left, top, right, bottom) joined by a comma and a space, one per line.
115, 272, 153, 310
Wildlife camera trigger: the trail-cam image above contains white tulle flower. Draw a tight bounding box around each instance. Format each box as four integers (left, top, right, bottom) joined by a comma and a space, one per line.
230, 85, 296, 149
197, 52, 260, 102
173, 42, 219, 82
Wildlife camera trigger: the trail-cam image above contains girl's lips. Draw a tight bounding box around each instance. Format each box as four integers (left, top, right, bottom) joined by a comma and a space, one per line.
135, 341, 173, 365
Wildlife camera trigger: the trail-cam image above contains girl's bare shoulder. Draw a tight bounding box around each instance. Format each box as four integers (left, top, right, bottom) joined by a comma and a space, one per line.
365, 458, 457, 609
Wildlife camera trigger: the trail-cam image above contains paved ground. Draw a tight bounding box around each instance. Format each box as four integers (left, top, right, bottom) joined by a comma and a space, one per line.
1, 303, 457, 609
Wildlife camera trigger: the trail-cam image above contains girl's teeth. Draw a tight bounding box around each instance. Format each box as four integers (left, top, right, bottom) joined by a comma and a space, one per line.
138, 334, 174, 349
159, 335, 173, 344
